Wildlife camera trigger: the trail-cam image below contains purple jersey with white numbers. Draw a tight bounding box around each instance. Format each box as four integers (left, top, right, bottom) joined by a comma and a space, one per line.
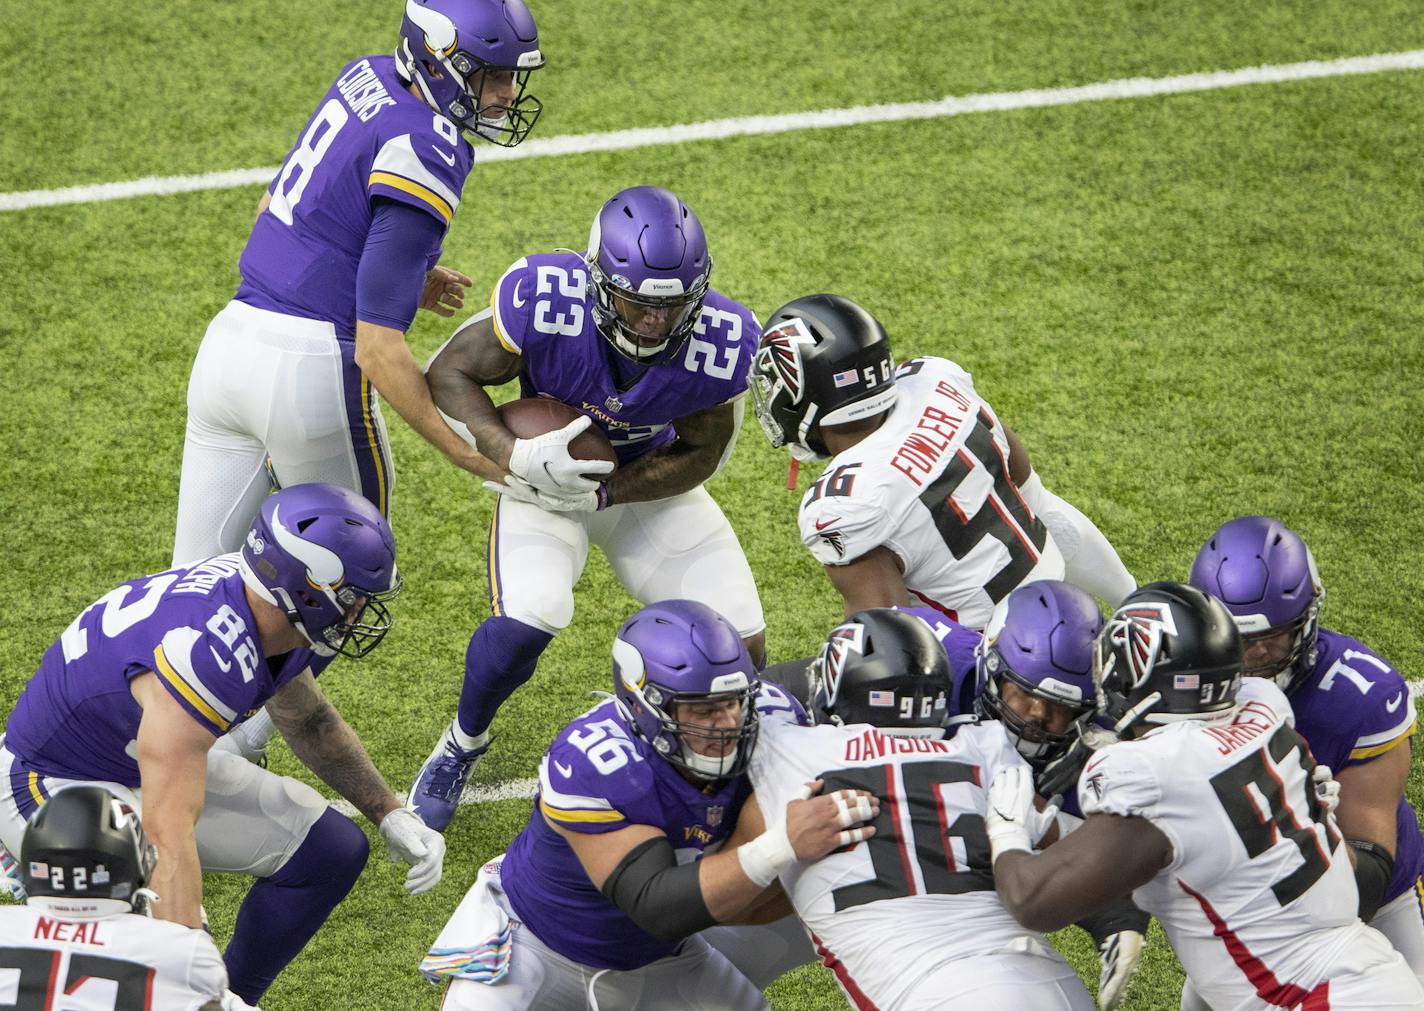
4, 556, 331, 787
895, 606, 982, 727
500, 683, 807, 971
235, 55, 473, 338
1288, 627, 1423, 904
489, 251, 760, 464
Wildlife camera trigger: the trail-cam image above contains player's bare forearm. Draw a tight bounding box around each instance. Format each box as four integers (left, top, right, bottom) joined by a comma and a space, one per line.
1335, 744, 1409, 853
355, 320, 504, 481
605, 401, 733, 505
133, 677, 212, 928
721, 882, 796, 924
426, 313, 523, 469
994, 814, 1169, 933
268, 673, 401, 824
696, 845, 783, 921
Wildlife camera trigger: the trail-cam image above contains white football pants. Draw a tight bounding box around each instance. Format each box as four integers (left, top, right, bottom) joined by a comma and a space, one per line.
486, 486, 764, 638
173, 299, 392, 566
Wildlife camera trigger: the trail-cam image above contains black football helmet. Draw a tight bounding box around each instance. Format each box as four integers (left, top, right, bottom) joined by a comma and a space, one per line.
750, 294, 897, 460
809, 609, 950, 731
21, 786, 156, 915
1096, 582, 1244, 736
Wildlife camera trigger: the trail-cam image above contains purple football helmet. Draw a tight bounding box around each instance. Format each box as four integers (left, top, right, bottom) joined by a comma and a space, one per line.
585, 186, 713, 366
611, 600, 759, 781
396, 0, 544, 146
1189, 515, 1323, 694
975, 580, 1103, 763
239, 484, 401, 659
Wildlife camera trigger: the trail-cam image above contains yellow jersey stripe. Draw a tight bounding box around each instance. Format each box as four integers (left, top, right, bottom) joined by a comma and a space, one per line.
490, 288, 520, 353
539, 797, 625, 824
152, 646, 231, 732
27, 773, 45, 809
1349, 721, 1416, 761
487, 502, 502, 617
359, 373, 388, 515
368, 172, 453, 223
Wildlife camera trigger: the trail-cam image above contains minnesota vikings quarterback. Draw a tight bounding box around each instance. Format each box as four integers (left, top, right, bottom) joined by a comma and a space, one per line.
410, 186, 765, 830
421, 600, 872, 1009
749, 293, 1135, 627
0, 485, 443, 1005
174, 0, 545, 566
1190, 516, 1424, 992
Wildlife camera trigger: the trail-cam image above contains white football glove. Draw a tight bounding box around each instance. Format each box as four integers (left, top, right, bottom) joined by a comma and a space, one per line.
1312, 764, 1341, 818
986, 766, 1059, 863
506, 415, 614, 495
1096, 929, 1145, 1010
483, 476, 601, 513
378, 808, 447, 896
220, 990, 261, 1011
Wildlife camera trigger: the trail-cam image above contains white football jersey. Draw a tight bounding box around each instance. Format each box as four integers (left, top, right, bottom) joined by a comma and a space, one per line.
1080, 679, 1387, 1009
750, 718, 1052, 1010
0, 906, 227, 1010
798, 356, 1063, 629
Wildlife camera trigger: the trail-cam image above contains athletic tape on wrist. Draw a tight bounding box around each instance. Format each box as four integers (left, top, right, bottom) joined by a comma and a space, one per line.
737, 821, 797, 888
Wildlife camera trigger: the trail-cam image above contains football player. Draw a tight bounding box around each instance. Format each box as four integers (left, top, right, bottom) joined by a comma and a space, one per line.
0, 484, 444, 1005
173, 0, 546, 565
420, 600, 873, 1009
1190, 515, 1424, 989
0, 785, 255, 1011
408, 185, 765, 830
742, 608, 1096, 1009
749, 293, 1135, 627
989, 583, 1424, 1009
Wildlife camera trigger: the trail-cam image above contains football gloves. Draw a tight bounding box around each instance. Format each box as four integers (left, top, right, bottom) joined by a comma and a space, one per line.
484, 475, 604, 513
1097, 928, 1146, 1010
1312, 764, 1341, 818
379, 807, 447, 896
986, 766, 1059, 862
506, 416, 614, 495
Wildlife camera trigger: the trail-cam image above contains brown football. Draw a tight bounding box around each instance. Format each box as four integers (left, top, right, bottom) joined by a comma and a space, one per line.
497, 397, 619, 471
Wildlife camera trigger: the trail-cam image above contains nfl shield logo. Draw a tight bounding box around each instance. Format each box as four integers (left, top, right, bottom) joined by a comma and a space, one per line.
605, 394, 623, 413
706, 805, 724, 828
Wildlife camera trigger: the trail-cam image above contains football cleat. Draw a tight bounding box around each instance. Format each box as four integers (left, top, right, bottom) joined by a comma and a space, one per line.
408, 723, 491, 831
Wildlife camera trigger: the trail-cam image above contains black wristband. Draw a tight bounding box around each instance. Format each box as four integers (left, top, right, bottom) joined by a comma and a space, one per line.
1348, 839, 1395, 922
1075, 893, 1151, 946
600, 836, 716, 943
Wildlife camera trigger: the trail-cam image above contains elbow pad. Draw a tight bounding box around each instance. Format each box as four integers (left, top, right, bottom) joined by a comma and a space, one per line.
1349, 839, 1395, 922
600, 837, 716, 943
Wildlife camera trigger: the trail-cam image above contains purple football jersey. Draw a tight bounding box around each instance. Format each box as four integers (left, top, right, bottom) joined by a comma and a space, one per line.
895, 606, 983, 725
500, 684, 806, 971
1288, 628, 1423, 904
236, 55, 474, 337
489, 251, 760, 464
4, 556, 331, 787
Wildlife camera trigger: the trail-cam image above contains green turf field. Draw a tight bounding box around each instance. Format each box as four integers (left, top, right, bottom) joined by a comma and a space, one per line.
3, 1, 1423, 1008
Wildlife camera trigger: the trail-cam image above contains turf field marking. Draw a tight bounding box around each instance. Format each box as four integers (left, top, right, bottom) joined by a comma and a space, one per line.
4, 50, 1424, 212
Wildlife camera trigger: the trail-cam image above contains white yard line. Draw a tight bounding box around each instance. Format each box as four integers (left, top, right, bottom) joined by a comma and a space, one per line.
5, 50, 1424, 212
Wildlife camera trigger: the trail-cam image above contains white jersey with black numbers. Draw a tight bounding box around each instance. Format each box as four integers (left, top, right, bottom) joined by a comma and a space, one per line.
797, 356, 1063, 629
0, 905, 228, 1009
749, 718, 1052, 1010
1079, 679, 1405, 1010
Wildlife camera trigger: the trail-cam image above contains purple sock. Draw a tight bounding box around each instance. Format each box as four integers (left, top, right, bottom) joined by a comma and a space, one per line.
223, 809, 369, 1003
455, 616, 554, 739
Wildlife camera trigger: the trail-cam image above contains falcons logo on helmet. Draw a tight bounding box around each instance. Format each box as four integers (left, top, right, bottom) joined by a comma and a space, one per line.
1105, 602, 1178, 688
757, 317, 816, 404
821, 621, 867, 704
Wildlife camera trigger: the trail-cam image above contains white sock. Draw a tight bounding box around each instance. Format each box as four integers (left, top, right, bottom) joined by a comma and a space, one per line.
1018, 472, 1137, 605
450, 722, 489, 752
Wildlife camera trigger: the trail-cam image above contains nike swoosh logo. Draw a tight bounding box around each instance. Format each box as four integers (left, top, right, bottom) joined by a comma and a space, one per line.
209, 646, 231, 672
511, 284, 527, 309
814, 517, 840, 531
554, 761, 573, 777
432, 145, 456, 166
1386, 691, 1404, 713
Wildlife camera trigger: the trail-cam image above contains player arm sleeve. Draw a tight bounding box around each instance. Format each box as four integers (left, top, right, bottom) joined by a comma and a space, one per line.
599, 836, 718, 942
1348, 839, 1395, 921
1016, 469, 1136, 603
355, 198, 445, 332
